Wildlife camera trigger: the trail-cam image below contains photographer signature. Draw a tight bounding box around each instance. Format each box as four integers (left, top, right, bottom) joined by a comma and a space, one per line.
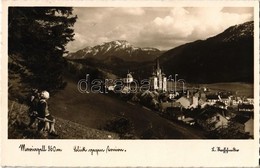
211, 147, 239, 153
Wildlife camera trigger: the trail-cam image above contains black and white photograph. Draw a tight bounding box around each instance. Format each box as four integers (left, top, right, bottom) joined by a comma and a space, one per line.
7, 6, 255, 139
1, 1, 259, 167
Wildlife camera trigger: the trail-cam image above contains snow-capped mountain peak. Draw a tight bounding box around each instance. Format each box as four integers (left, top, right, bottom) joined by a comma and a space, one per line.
67, 40, 162, 62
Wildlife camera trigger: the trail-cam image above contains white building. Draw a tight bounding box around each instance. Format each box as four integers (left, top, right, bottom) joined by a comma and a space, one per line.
123, 73, 133, 84
150, 59, 167, 92
122, 72, 134, 93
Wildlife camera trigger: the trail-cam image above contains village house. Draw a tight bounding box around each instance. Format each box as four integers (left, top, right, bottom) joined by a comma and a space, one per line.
176, 96, 191, 109
229, 96, 240, 106
232, 115, 254, 137
236, 97, 243, 104
159, 101, 182, 113
175, 92, 208, 109
198, 92, 207, 108
219, 95, 231, 106
122, 72, 134, 84
238, 104, 254, 112
236, 103, 254, 119
206, 94, 219, 105
230, 96, 251, 107
214, 112, 229, 129
244, 98, 254, 105
196, 107, 229, 131
120, 72, 134, 93
214, 101, 227, 109
140, 90, 160, 109
187, 93, 199, 109
199, 92, 207, 101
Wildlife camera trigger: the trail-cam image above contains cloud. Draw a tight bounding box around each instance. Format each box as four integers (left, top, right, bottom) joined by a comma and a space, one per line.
119, 8, 145, 15
137, 7, 253, 49
66, 7, 253, 52
66, 32, 89, 52
104, 24, 142, 42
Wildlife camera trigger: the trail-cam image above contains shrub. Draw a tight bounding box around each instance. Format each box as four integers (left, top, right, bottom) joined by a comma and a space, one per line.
104, 117, 135, 139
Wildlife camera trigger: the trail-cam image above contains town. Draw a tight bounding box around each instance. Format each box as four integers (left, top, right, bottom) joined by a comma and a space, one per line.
100, 59, 254, 139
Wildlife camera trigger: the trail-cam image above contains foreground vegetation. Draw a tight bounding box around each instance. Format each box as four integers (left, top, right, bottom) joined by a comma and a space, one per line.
8, 100, 119, 139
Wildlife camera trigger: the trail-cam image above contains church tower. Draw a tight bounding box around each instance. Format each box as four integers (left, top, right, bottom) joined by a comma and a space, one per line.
150, 58, 167, 92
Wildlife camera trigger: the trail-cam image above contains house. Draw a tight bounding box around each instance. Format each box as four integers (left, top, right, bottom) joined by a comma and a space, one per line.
200, 92, 206, 99
206, 94, 219, 105
176, 96, 191, 109
229, 96, 240, 106
140, 90, 160, 108
245, 98, 254, 105
236, 97, 243, 104
159, 102, 182, 112
122, 72, 133, 84
141, 90, 155, 98
214, 112, 229, 129
237, 103, 254, 119
219, 95, 231, 106
232, 115, 254, 137
198, 95, 207, 108
197, 107, 229, 131
189, 93, 199, 109
193, 93, 199, 106
168, 92, 180, 100
238, 104, 254, 112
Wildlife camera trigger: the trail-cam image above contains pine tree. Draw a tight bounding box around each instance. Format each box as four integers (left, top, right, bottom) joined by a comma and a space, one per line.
8, 7, 77, 90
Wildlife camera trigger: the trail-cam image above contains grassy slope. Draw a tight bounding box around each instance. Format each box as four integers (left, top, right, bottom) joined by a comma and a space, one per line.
8, 100, 119, 139
8, 56, 119, 139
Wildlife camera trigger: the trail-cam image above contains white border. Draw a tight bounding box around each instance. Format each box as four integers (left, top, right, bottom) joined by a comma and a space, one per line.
1, 1, 259, 167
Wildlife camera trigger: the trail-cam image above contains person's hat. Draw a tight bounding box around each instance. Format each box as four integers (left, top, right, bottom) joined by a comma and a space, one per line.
41, 91, 50, 99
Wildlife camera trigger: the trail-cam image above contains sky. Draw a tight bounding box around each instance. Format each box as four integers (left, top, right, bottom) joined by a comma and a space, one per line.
66, 7, 253, 52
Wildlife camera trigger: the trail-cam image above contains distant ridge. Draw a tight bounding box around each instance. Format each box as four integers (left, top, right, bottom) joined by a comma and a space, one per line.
66, 40, 163, 62
159, 21, 254, 83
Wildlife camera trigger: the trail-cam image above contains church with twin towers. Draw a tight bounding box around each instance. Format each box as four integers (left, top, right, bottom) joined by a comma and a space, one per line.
149, 59, 167, 92
123, 58, 169, 92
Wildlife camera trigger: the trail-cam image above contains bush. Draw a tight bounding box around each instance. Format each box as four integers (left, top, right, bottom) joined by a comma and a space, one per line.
104, 117, 135, 139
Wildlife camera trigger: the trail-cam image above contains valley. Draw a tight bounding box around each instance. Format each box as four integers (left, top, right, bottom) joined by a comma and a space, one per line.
48, 77, 206, 139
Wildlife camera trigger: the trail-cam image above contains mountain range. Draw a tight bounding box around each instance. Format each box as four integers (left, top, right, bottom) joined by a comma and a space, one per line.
67, 40, 163, 62
160, 21, 253, 83
67, 21, 254, 83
